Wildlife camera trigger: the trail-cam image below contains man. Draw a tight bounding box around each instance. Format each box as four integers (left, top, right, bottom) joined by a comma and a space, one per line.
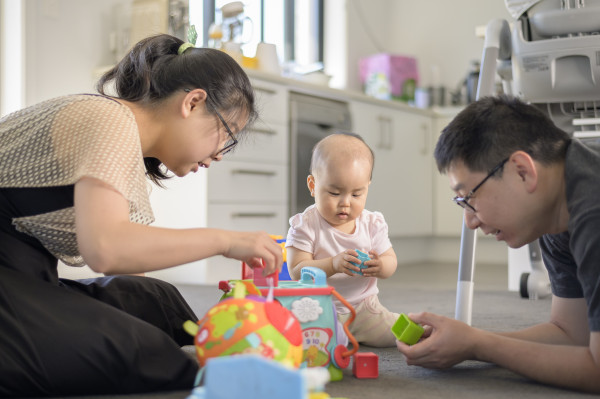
395, 95, 600, 392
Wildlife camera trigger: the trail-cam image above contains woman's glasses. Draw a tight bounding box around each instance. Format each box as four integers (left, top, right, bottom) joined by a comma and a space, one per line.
183, 88, 238, 156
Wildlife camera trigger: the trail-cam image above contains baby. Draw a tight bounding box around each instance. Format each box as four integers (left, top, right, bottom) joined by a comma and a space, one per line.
285, 132, 399, 347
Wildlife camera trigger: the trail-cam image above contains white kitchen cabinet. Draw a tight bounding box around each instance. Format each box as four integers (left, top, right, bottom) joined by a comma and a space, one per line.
204, 77, 289, 284
350, 100, 433, 236
431, 109, 492, 238
432, 112, 464, 236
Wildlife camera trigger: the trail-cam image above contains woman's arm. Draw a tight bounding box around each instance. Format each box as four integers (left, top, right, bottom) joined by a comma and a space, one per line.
74, 177, 282, 275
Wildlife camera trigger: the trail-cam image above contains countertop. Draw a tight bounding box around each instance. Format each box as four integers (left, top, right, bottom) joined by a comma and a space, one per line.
94, 64, 464, 118
244, 68, 464, 119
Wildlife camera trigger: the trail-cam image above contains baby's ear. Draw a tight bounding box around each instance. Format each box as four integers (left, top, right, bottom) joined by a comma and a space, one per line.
307, 174, 316, 195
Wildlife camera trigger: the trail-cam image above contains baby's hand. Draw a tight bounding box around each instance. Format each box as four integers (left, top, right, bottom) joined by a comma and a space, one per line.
332, 250, 363, 276
362, 251, 383, 277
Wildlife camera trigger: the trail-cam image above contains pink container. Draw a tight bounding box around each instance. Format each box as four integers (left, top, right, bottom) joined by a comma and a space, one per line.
359, 54, 419, 101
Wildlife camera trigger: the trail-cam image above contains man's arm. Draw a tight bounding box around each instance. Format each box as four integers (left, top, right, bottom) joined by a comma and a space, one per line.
497, 296, 589, 345
397, 297, 600, 392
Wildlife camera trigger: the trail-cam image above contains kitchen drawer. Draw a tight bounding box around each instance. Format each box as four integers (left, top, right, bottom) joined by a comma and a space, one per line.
207, 203, 288, 234
207, 160, 287, 203
230, 121, 287, 164
252, 78, 288, 124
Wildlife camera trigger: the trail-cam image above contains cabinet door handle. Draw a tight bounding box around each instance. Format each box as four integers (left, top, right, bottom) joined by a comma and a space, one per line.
377, 115, 394, 150
250, 127, 277, 135
420, 122, 429, 155
388, 117, 394, 149
253, 86, 277, 95
231, 169, 277, 176
377, 115, 393, 150
231, 212, 277, 218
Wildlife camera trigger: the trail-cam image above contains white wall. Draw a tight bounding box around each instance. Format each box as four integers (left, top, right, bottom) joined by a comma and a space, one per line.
24, 0, 124, 106
389, 1, 512, 90
338, 0, 512, 94
0, 0, 25, 116
23, 0, 513, 103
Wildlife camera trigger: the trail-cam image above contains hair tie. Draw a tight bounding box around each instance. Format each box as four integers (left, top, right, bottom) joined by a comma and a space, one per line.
178, 25, 198, 55
178, 42, 194, 55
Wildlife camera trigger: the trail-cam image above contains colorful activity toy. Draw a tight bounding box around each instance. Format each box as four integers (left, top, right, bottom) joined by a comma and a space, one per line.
222, 266, 359, 381
183, 282, 303, 369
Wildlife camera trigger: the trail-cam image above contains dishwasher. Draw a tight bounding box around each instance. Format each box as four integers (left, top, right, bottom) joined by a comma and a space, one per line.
289, 93, 353, 218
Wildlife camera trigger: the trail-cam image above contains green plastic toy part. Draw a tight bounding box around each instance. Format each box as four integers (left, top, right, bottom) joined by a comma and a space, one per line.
391, 313, 424, 345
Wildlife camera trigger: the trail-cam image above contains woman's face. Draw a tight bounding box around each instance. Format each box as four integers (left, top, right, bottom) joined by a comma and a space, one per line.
161, 102, 247, 177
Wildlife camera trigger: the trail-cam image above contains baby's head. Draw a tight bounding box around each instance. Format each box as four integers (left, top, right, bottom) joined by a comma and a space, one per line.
310, 133, 374, 180
308, 133, 374, 230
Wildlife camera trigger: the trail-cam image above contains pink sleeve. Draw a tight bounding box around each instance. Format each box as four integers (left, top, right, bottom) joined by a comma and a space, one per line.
285, 211, 316, 254
369, 211, 393, 255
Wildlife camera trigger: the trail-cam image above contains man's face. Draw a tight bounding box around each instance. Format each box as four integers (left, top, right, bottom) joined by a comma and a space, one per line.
447, 160, 538, 249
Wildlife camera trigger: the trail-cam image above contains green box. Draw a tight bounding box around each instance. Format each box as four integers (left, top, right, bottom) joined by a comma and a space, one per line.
391, 313, 424, 345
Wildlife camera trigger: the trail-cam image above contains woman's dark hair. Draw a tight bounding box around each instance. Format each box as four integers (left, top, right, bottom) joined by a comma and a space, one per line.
97, 34, 257, 184
434, 95, 571, 175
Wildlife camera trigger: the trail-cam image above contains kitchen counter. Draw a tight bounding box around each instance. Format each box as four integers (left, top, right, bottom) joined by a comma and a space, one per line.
95, 62, 463, 120
243, 68, 463, 119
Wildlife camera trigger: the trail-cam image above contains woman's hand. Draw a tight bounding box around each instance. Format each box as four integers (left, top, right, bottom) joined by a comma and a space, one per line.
222, 231, 283, 275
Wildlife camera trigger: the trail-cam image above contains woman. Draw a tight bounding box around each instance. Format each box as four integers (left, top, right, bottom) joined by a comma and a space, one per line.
0, 34, 283, 396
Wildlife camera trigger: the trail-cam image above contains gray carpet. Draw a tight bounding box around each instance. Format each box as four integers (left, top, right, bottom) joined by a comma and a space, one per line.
41, 263, 598, 398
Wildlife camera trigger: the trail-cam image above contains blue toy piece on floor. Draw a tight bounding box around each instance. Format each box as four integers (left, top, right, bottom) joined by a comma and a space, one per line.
187, 355, 306, 399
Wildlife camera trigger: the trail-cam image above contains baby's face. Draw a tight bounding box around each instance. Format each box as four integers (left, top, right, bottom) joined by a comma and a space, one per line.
311, 156, 371, 232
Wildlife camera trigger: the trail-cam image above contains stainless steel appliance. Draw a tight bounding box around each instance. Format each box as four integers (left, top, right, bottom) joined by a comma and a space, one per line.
289, 93, 352, 217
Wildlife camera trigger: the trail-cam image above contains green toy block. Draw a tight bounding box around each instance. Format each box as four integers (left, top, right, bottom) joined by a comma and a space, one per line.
391, 313, 424, 345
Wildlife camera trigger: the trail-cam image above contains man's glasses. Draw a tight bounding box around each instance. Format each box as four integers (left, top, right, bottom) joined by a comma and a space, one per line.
452, 157, 509, 213
183, 89, 238, 156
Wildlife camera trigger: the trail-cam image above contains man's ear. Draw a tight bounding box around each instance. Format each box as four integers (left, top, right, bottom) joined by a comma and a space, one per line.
511, 151, 538, 193
307, 175, 315, 196
181, 89, 208, 117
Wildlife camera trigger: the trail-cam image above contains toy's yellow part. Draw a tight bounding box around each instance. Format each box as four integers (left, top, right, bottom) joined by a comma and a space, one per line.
309, 393, 331, 399
211, 306, 242, 337
233, 282, 247, 299
196, 346, 205, 359
183, 320, 199, 337
270, 235, 287, 262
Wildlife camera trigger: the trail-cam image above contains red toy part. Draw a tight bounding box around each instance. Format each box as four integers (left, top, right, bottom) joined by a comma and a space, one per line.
264, 301, 303, 346
218, 280, 232, 293
352, 352, 379, 379
333, 345, 351, 369
254, 270, 279, 287
241, 261, 253, 280
242, 259, 279, 287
